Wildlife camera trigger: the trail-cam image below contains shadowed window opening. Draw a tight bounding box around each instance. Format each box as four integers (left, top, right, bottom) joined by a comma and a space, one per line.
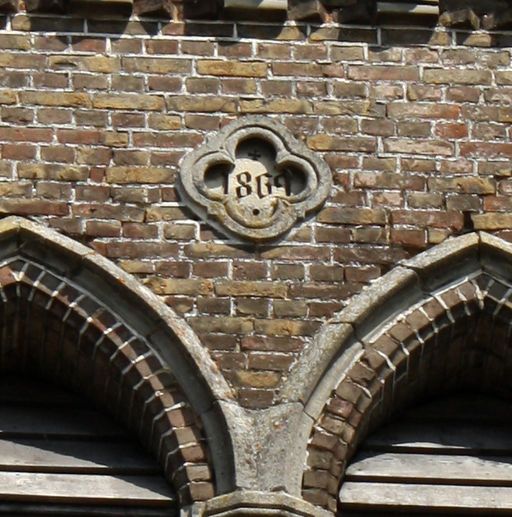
0, 375, 177, 516
340, 394, 512, 515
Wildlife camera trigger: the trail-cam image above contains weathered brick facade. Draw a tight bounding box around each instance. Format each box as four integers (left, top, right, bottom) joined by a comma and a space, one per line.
1, 5, 512, 514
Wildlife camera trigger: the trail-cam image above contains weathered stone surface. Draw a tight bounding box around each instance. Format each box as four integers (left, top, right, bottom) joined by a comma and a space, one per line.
204, 487, 331, 516
178, 116, 332, 242
0, 217, 233, 507
400, 233, 480, 291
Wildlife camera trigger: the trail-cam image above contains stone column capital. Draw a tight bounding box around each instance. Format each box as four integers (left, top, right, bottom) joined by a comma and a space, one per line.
196, 491, 333, 517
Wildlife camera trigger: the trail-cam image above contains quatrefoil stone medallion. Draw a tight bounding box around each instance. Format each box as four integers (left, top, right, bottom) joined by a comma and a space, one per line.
178, 116, 332, 242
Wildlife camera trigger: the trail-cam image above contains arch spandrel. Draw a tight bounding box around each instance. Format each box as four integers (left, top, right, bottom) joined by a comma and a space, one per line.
275, 231, 512, 511
0, 215, 237, 504
283, 232, 489, 414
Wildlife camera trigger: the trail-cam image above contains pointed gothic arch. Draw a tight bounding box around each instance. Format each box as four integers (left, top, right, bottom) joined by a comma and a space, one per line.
0, 216, 236, 506
278, 231, 512, 511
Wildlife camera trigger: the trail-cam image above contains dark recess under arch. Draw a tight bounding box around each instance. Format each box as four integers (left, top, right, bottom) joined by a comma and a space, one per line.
340, 393, 512, 515
0, 374, 177, 515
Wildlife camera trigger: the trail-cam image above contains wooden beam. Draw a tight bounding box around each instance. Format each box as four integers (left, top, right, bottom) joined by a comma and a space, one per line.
0, 472, 175, 505
341, 482, 512, 512
0, 438, 157, 474
224, 0, 286, 9
378, 1, 438, 16
347, 452, 512, 486
365, 421, 512, 454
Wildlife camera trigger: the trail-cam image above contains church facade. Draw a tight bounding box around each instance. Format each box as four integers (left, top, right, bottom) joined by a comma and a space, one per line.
0, 0, 510, 514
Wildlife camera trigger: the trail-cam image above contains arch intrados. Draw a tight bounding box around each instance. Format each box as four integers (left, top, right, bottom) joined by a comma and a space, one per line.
0, 373, 179, 515
0, 217, 233, 403
294, 232, 512, 510
306, 294, 512, 510
0, 216, 236, 502
338, 392, 512, 516
0, 257, 207, 501
284, 232, 512, 412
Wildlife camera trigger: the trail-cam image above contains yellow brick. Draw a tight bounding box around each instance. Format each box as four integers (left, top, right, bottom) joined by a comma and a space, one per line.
240, 99, 312, 114
106, 167, 174, 184
93, 94, 165, 111
20, 91, 90, 108
49, 55, 121, 73
166, 96, 236, 113
0, 91, 17, 105
197, 60, 267, 78
234, 370, 280, 388
18, 164, 88, 181
123, 57, 192, 74
148, 114, 182, 130
472, 213, 512, 230
143, 278, 213, 296
215, 281, 288, 299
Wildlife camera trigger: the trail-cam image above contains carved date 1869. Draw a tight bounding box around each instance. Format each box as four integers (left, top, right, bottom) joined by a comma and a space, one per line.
178, 116, 332, 242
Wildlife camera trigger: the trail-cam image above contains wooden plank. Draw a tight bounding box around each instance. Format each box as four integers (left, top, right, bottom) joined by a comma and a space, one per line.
346, 452, 512, 486
0, 439, 157, 474
377, 1, 438, 15
0, 472, 174, 506
0, 503, 174, 516
0, 407, 124, 438
340, 482, 512, 512
224, 0, 287, 9
364, 421, 512, 454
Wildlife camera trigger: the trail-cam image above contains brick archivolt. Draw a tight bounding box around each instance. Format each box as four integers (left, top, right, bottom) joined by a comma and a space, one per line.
295, 231, 512, 512
0, 216, 235, 506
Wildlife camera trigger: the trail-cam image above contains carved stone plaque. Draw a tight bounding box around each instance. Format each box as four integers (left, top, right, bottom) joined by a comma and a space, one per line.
178, 116, 332, 242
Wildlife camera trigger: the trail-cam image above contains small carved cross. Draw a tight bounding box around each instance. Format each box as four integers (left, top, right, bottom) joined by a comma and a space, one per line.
248, 150, 261, 160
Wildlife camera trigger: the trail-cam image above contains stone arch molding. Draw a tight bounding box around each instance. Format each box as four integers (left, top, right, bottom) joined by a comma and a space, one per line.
0, 216, 237, 506
276, 231, 512, 512
178, 116, 332, 242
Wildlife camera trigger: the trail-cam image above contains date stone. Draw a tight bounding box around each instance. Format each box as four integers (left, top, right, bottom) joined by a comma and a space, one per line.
178, 116, 332, 243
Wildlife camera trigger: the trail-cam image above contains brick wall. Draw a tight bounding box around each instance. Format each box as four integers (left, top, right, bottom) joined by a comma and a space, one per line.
0, 14, 510, 408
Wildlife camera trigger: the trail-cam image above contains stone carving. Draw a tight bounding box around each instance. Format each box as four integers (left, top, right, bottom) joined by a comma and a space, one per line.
178, 116, 332, 242
439, 0, 512, 29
